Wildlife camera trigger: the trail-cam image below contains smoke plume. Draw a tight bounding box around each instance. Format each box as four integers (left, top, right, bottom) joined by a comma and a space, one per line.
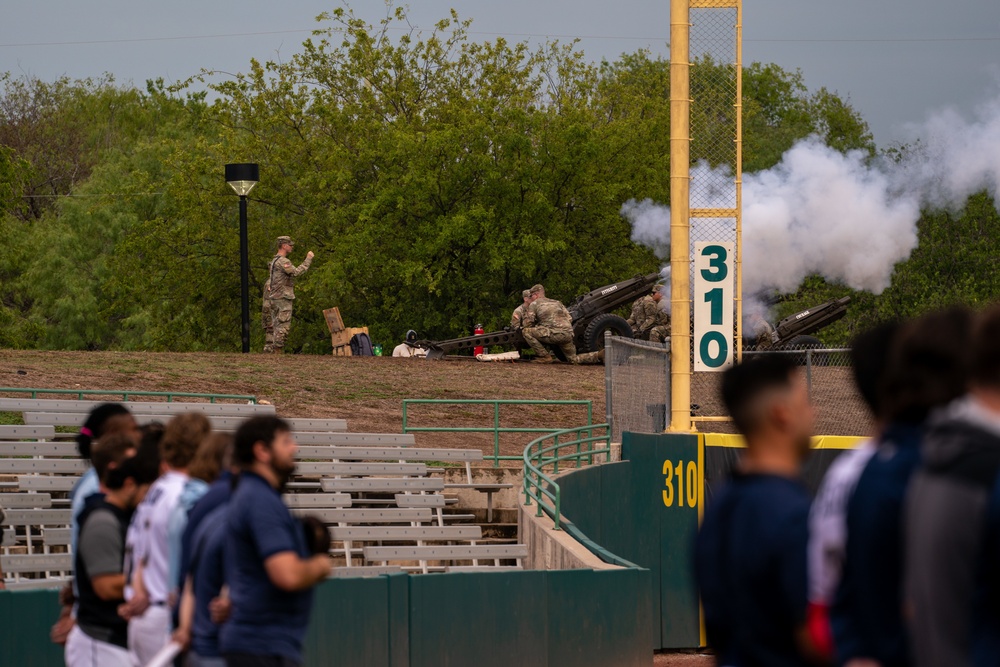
621, 90, 1000, 303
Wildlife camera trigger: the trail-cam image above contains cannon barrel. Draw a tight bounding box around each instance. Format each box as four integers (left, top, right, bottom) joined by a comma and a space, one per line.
567, 273, 661, 325
772, 296, 851, 345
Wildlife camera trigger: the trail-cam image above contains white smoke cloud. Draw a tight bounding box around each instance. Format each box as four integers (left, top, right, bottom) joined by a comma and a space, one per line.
621, 90, 1000, 302
743, 139, 920, 294
620, 199, 671, 259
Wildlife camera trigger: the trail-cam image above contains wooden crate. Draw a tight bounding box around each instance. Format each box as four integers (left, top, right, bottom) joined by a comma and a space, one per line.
332, 326, 370, 356
323, 307, 345, 334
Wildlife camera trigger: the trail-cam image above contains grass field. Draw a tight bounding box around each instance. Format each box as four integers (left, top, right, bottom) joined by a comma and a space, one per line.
0, 350, 608, 463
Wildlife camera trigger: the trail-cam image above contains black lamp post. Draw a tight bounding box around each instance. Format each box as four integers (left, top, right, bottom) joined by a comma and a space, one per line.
225, 163, 259, 353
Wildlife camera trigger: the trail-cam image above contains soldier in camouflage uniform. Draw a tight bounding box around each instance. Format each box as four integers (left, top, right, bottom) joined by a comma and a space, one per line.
510, 289, 532, 329
262, 279, 274, 352
626, 283, 671, 343
265, 236, 314, 353
750, 314, 775, 350
521, 285, 603, 364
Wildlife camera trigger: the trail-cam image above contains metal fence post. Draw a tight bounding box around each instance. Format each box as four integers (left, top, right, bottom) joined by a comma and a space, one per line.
806, 350, 813, 399
494, 402, 501, 467
604, 331, 613, 432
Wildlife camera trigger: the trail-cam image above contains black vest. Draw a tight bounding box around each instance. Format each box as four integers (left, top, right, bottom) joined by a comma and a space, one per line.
75, 493, 131, 648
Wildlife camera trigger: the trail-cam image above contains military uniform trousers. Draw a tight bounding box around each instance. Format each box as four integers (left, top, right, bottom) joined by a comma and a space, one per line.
647, 324, 670, 344
262, 293, 274, 352
269, 298, 294, 350
522, 326, 575, 360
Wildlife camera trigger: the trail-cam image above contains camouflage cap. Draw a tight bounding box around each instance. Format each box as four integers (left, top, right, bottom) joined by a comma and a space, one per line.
528, 284, 545, 295
276, 235, 294, 247
653, 283, 665, 292
521, 289, 531, 299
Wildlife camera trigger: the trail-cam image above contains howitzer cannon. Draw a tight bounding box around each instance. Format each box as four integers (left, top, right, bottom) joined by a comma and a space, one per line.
756, 296, 852, 349
417, 273, 661, 360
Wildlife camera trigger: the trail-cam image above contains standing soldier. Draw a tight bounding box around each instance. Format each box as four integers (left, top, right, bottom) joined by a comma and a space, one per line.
265, 236, 314, 354
509, 289, 532, 329
626, 283, 671, 343
262, 279, 274, 353
521, 284, 603, 364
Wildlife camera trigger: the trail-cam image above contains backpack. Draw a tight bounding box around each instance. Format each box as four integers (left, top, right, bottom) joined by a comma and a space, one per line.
350, 332, 374, 357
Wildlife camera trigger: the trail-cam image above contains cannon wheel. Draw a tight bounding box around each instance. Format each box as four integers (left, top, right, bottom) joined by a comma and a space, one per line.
581, 313, 634, 353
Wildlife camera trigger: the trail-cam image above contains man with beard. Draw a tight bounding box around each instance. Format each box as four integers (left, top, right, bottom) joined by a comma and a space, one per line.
694, 355, 824, 667
220, 416, 332, 667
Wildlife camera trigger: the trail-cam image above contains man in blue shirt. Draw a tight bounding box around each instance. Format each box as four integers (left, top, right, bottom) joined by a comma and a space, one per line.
695, 355, 821, 667
219, 416, 332, 667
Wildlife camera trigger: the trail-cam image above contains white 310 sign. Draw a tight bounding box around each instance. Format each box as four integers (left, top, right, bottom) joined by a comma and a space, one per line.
693, 242, 735, 372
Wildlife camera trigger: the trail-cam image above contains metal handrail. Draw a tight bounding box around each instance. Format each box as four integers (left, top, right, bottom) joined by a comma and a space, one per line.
522, 423, 611, 530
0, 387, 258, 404
402, 399, 593, 466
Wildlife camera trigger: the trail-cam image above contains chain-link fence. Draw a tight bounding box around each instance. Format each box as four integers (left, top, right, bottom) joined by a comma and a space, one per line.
606, 336, 671, 442
689, 1, 742, 346
607, 337, 873, 439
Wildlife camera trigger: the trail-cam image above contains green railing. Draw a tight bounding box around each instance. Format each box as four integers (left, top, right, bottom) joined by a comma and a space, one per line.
0, 387, 258, 404
402, 399, 593, 466
522, 423, 611, 530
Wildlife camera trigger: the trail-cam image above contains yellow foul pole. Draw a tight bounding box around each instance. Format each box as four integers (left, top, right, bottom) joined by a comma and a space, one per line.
669, 0, 692, 432
735, 0, 744, 362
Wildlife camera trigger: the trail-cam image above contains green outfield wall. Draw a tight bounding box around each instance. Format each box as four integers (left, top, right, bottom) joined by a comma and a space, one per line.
557, 432, 704, 650
555, 431, 863, 650
2, 569, 652, 666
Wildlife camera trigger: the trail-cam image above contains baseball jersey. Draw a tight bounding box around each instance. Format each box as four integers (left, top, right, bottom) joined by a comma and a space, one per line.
128, 470, 188, 603
807, 439, 876, 603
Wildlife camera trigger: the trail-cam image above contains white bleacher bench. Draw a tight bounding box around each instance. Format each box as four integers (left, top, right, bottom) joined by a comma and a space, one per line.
0, 442, 78, 457
0, 493, 53, 509
42, 527, 70, 547
329, 566, 402, 578
283, 419, 349, 433
18, 476, 78, 492
2, 553, 73, 591
364, 544, 528, 574
0, 398, 275, 416
289, 508, 434, 524
393, 494, 449, 508
332, 525, 483, 569
23, 413, 245, 430
329, 526, 482, 541
393, 494, 458, 527
21, 412, 348, 434
0, 426, 56, 440
3, 509, 72, 526
295, 462, 428, 477
0, 459, 86, 474
295, 446, 505, 519
282, 493, 352, 509
0, 459, 86, 476
320, 478, 444, 493
2, 553, 73, 574
292, 432, 410, 446
295, 445, 478, 464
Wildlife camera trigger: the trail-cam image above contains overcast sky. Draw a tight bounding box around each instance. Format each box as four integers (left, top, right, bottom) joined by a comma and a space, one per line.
3, 1, 999, 147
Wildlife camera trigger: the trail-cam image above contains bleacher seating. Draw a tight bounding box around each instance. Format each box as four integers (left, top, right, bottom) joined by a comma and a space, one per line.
0, 397, 523, 587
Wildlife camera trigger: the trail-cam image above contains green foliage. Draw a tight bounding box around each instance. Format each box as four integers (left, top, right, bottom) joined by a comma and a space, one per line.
0, 3, 948, 354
